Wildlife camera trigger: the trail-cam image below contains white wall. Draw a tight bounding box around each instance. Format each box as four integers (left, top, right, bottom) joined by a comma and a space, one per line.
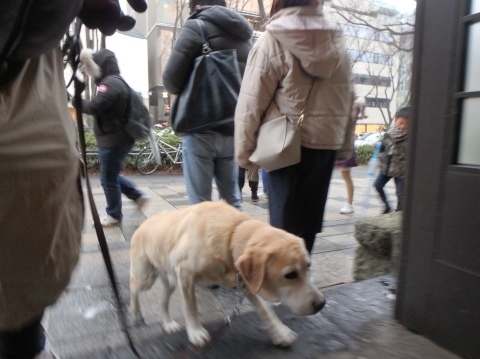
106, 33, 148, 99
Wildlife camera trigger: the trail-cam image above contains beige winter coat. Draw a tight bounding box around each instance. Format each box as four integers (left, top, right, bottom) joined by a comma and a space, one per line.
0, 48, 83, 330
235, 6, 355, 169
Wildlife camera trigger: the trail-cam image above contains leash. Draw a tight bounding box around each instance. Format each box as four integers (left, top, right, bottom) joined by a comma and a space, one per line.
172, 274, 249, 359
65, 21, 141, 358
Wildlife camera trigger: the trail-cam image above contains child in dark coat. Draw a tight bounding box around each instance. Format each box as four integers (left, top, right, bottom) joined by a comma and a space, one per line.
374, 107, 410, 213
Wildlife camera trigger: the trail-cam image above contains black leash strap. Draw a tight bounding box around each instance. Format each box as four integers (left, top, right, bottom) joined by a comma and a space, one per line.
70, 23, 140, 359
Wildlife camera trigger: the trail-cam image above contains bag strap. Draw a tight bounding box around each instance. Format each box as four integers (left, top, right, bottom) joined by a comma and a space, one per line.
194, 19, 212, 54
67, 21, 140, 358
192, 19, 240, 102
297, 78, 317, 125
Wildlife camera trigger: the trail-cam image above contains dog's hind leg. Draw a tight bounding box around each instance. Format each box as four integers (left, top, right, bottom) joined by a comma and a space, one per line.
246, 292, 297, 347
130, 255, 158, 325
176, 267, 211, 347
158, 275, 181, 333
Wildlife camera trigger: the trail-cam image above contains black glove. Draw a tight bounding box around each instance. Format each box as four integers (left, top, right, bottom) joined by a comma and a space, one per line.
79, 0, 147, 36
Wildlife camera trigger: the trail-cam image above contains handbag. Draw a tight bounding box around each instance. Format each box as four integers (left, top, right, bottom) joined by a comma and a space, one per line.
170, 19, 242, 135
249, 80, 317, 172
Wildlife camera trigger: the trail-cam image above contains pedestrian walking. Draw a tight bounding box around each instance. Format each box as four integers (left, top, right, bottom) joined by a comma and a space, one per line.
75, 49, 149, 226
163, 0, 253, 210
335, 153, 357, 214
235, 0, 354, 253
238, 165, 260, 202
374, 107, 410, 213
335, 96, 367, 214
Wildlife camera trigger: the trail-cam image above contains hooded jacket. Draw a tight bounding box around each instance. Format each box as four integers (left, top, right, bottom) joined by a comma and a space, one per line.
80, 49, 132, 148
162, 6, 253, 135
235, 6, 355, 169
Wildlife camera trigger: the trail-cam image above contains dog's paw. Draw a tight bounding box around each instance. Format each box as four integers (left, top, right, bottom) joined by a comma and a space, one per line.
163, 320, 181, 333
271, 326, 298, 347
187, 327, 211, 347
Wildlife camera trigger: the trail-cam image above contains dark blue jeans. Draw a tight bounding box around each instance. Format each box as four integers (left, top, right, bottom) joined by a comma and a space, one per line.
182, 133, 241, 209
99, 145, 142, 220
0, 315, 45, 358
374, 173, 404, 211
261, 168, 269, 193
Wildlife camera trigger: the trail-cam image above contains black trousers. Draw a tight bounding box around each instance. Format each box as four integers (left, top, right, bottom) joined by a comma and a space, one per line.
374, 172, 404, 211
268, 147, 336, 253
238, 167, 258, 193
0, 314, 45, 359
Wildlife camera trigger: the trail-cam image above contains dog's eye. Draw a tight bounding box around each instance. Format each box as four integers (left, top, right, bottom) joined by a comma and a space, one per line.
284, 271, 298, 280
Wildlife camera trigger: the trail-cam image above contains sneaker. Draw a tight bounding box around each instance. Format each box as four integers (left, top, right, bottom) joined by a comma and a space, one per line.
251, 192, 259, 202
100, 214, 120, 227
340, 204, 354, 214
135, 195, 150, 210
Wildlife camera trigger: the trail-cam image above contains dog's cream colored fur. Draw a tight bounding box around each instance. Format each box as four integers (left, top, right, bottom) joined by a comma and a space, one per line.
130, 201, 325, 347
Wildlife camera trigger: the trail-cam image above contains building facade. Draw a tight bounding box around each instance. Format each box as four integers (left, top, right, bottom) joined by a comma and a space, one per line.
134, 0, 411, 129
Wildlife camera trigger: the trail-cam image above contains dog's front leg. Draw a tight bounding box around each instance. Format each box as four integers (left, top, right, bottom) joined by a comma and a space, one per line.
247, 292, 297, 346
177, 269, 211, 346
159, 276, 181, 333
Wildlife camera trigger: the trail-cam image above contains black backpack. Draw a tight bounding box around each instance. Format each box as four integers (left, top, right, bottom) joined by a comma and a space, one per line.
117, 77, 152, 141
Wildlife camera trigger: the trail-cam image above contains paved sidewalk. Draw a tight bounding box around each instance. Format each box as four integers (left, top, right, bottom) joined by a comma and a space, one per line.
43, 167, 459, 358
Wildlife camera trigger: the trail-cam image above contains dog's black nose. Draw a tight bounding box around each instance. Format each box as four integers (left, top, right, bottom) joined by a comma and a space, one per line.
313, 298, 326, 312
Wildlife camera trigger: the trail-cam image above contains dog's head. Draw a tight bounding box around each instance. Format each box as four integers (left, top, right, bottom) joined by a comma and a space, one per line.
234, 222, 325, 316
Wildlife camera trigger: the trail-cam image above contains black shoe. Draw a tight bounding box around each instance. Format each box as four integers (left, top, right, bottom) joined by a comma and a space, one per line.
382, 206, 391, 214
251, 192, 259, 202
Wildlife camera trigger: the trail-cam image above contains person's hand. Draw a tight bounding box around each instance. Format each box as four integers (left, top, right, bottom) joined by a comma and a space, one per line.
79, 0, 147, 36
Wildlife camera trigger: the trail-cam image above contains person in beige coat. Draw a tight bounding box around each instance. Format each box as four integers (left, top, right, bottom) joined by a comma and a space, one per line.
235, 0, 354, 253
0, 1, 147, 357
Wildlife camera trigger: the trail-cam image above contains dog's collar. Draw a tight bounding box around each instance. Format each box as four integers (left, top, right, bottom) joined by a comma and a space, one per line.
236, 272, 247, 289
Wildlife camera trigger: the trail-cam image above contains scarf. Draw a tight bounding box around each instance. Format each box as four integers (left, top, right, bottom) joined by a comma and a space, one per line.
387, 123, 407, 140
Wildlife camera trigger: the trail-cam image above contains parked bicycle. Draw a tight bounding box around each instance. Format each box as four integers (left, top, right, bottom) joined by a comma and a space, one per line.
135, 129, 182, 175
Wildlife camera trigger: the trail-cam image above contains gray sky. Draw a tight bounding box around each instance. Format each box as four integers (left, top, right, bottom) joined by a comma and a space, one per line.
379, 0, 417, 14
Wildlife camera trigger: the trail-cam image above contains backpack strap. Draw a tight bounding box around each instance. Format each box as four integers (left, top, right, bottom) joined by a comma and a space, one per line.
113, 75, 131, 122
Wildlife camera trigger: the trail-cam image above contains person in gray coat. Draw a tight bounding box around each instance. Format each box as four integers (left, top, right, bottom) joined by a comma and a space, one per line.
163, 0, 253, 210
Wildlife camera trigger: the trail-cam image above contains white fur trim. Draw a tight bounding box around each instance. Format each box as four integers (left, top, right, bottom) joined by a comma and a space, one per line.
80, 48, 101, 78
355, 97, 366, 107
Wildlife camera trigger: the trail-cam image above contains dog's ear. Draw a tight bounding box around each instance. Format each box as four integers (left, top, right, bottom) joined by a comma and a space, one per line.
235, 253, 267, 294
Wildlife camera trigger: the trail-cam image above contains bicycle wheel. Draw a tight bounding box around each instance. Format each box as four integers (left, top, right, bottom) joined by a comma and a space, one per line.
136, 148, 160, 175
177, 152, 183, 169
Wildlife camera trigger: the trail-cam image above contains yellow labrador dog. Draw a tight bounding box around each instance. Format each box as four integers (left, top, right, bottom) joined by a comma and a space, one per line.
130, 201, 325, 347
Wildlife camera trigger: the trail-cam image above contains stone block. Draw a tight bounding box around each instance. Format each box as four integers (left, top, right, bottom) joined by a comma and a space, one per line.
353, 245, 392, 281
354, 212, 402, 256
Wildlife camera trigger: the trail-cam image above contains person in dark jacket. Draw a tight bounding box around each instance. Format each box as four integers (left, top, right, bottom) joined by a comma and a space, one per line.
77, 48, 148, 226
163, 0, 253, 210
